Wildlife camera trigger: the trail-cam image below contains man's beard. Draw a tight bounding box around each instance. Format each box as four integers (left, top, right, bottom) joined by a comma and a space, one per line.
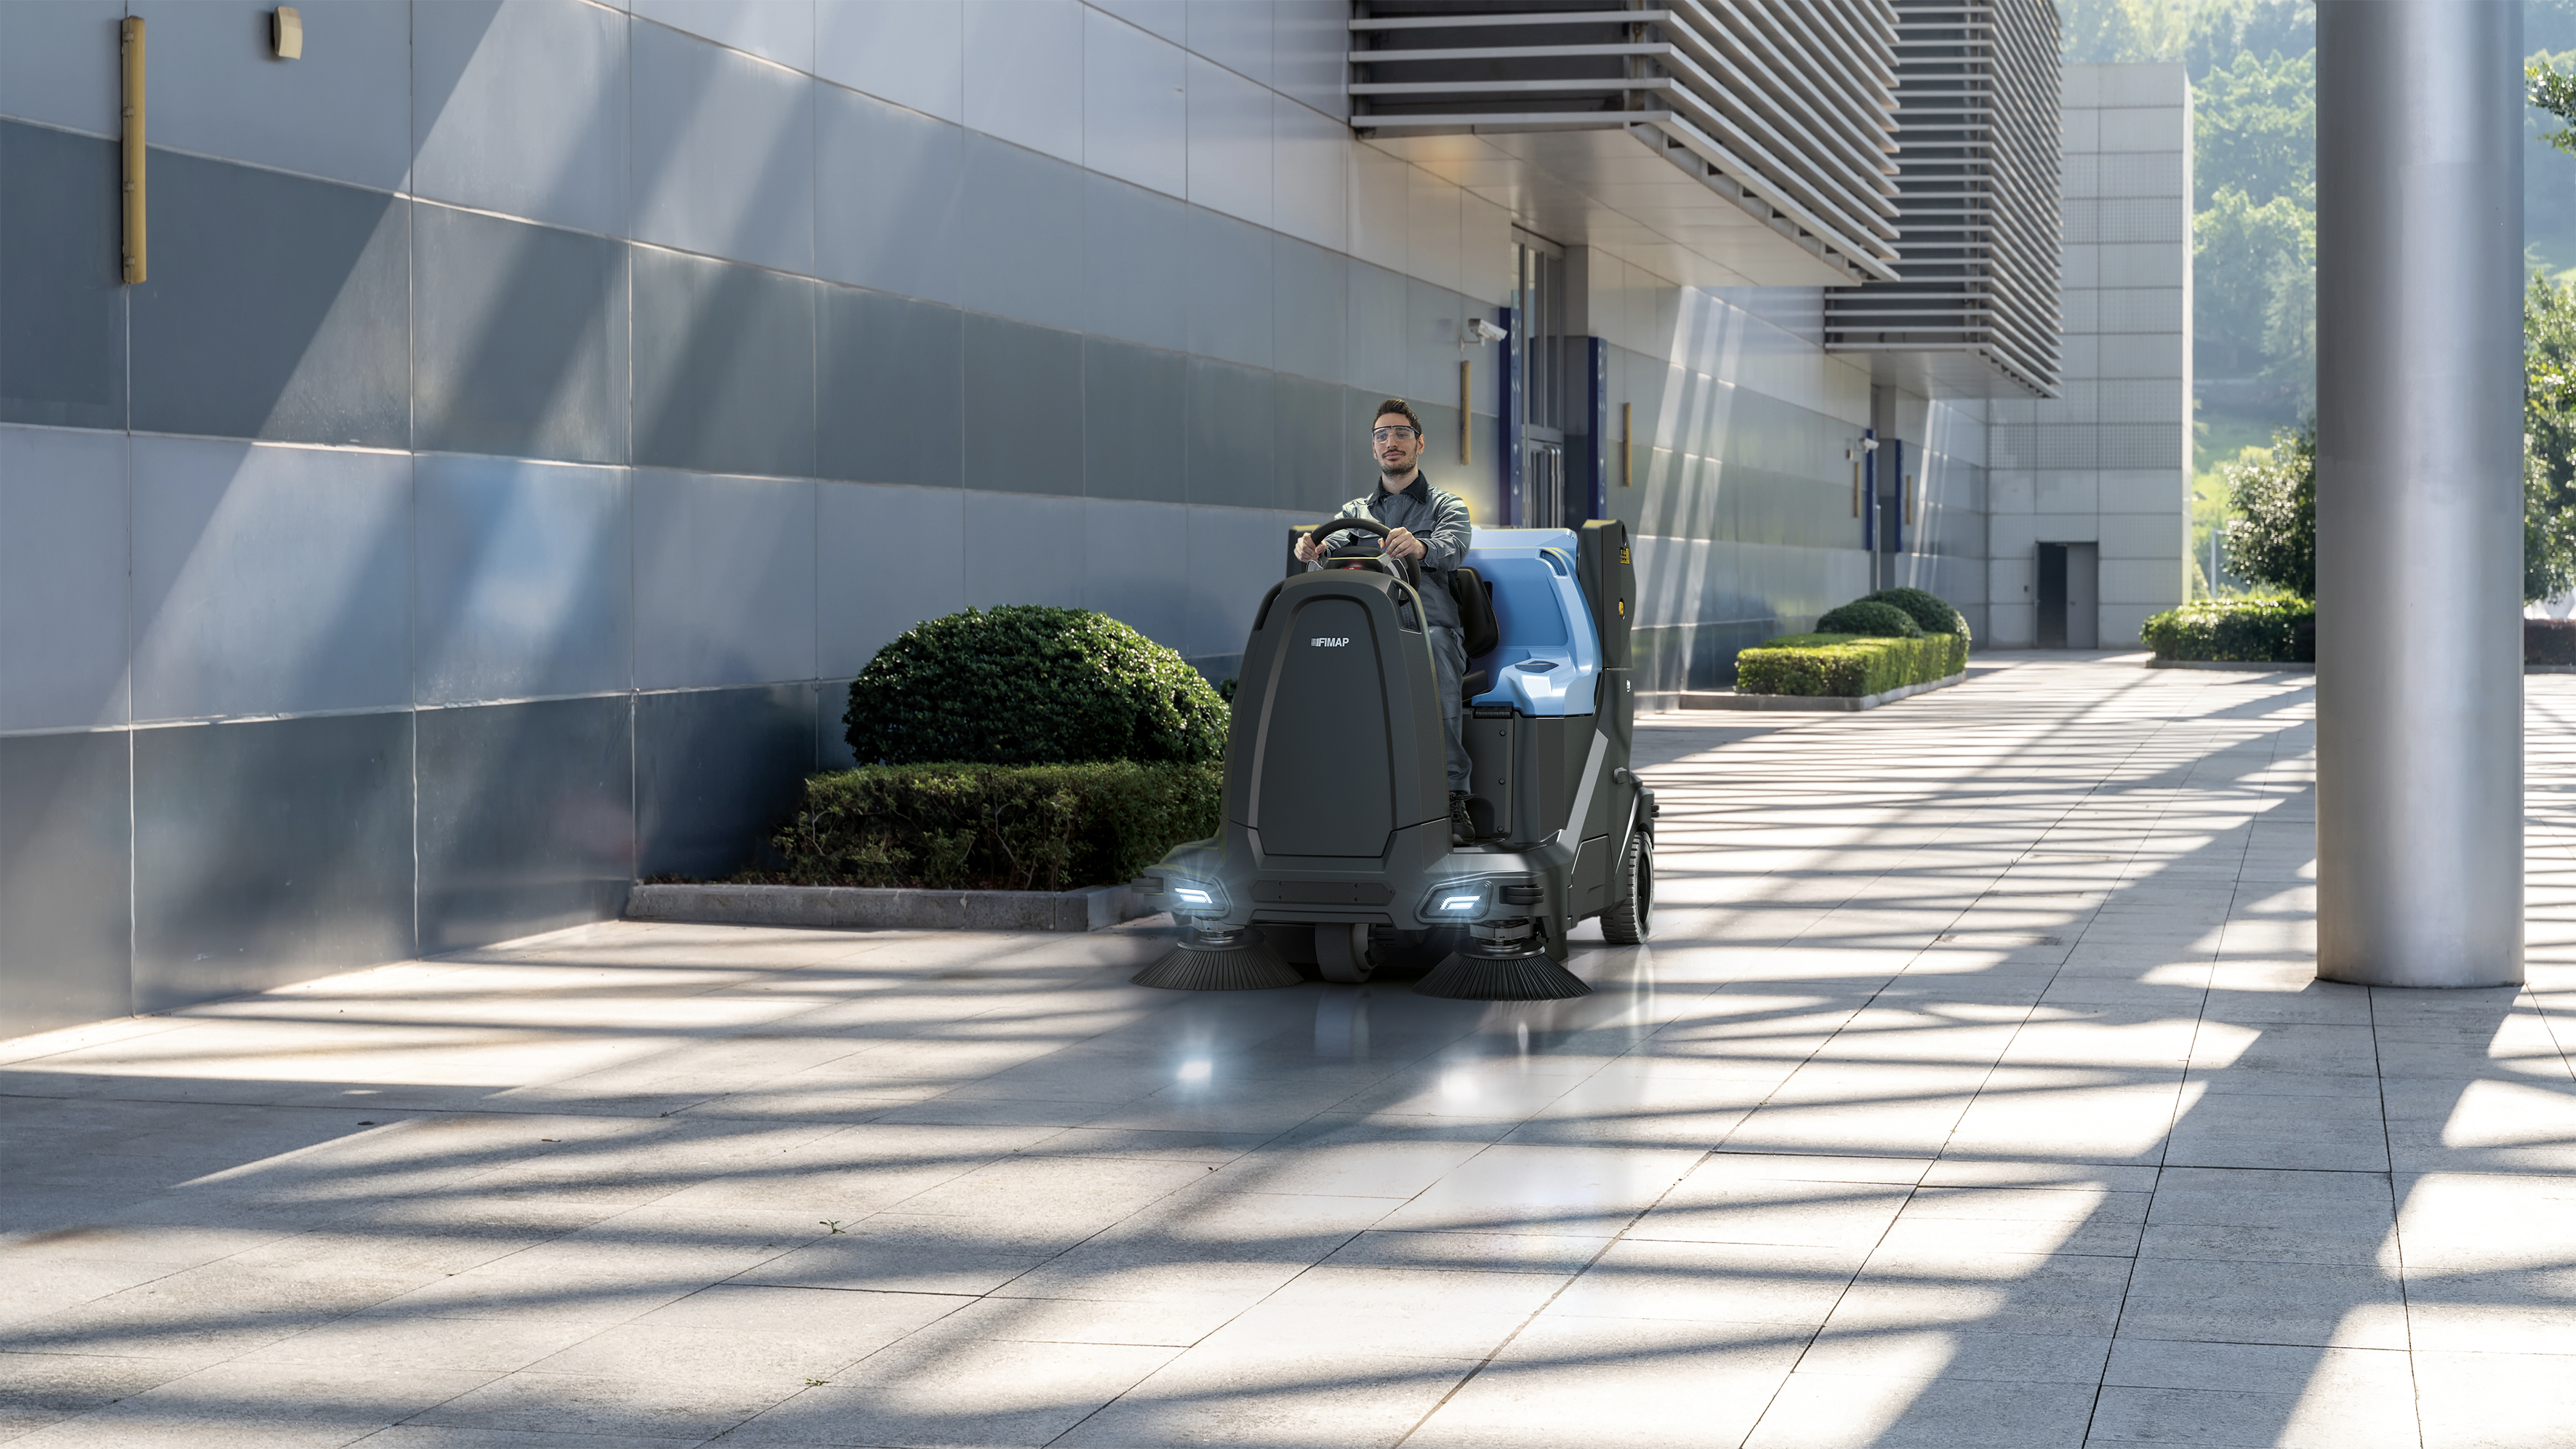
1379, 457, 1412, 481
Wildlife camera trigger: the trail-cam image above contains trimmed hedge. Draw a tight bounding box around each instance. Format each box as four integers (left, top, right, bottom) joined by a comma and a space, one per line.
845, 606, 1228, 766
2142, 599, 2316, 662
1814, 600, 1922, 637
765, 761, 1222, 892
1862, 587, 1969, 641
1736, 632, 1962, 698
2531, 618, 2576, 666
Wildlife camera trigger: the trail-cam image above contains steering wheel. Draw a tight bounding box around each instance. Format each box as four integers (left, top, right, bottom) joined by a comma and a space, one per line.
1307, 515, 1418, 586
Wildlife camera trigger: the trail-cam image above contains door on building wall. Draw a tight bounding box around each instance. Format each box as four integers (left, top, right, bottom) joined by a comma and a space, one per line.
1509, 235, 1570, 528
1525, 437, 1565, 531
2035, 542, 2100, 649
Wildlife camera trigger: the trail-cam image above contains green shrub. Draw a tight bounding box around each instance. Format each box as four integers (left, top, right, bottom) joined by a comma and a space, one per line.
2141, 598, 2316, 662
1813, 600, 1922, 638
2532, 619, 2576, 666
846, 606, 1227, 766
766, 761, 1221, 892
1736, 633, 1959, 697
2222, 423, 2316, 599
1861, 587, 1970, 643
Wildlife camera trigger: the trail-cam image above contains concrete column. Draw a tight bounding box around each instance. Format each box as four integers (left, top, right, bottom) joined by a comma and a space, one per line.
2314, 1, 2524, 987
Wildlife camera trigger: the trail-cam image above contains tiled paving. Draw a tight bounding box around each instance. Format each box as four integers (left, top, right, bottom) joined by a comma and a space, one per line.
7, 653, 2576, 1447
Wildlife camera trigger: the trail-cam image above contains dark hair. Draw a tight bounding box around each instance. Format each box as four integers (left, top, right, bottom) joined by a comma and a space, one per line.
1372, 398, 1424, 435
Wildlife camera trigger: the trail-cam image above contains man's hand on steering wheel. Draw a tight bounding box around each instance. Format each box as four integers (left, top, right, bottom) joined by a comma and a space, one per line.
1296, 515, 1423, 569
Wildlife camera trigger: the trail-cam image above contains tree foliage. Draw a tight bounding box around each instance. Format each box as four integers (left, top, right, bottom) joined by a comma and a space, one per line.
2190, 49, 2316, 402
2526, 277, 2576, 602
2196, 188, 2314, 385
2534, 60, 2576, 157
2213, 279, 2576, 604
2220, 422, 2315, 599
2194, 48, 2314, 211
2065, 1, 2576, 604
2057, 0, 2310, 76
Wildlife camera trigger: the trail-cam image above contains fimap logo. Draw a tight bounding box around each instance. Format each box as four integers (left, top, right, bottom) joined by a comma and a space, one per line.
1309, 637, 1351, 648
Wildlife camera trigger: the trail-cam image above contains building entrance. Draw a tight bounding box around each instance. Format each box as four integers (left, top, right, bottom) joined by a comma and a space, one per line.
1507, 236, 1572, 528
2035, 542, 2099, 649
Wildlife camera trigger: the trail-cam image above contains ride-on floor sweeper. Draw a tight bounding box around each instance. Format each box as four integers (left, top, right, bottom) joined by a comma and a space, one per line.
1130, 515, 1653, 1000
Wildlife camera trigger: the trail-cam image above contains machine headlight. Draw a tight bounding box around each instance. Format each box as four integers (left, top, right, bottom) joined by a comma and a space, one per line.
1419, 878, 1497, 922
1165, 878, 1229, 915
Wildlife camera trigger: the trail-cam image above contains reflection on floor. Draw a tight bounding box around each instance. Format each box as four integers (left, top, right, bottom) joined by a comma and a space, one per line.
6, 653, 2575, 1447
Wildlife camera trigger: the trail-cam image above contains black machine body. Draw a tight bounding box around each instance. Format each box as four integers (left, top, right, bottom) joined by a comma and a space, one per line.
1133, 515, 1653, 1000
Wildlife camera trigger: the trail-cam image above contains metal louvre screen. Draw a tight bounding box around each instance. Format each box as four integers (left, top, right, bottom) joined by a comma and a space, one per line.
1349, 1, 1906, 284
1823, 0, 2063, 396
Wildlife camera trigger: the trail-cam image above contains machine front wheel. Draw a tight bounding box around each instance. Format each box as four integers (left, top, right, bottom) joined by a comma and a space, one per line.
1316, 922, 1376, 982
1600, 830, 1653, 944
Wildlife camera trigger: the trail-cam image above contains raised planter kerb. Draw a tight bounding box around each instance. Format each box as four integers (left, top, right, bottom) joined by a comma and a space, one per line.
2147, 659, 2314, 673
1678, 670, 1967, 713
625, 882, 1156, 934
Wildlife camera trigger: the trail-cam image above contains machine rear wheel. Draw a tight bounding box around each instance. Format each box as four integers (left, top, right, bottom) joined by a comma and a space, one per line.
1600, 830, 1652, 944
1316, 922, 1376, 982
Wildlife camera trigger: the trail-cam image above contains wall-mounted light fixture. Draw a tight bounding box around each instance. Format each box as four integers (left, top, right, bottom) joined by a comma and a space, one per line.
272, 7, 302, 60
120, 17, 144, 284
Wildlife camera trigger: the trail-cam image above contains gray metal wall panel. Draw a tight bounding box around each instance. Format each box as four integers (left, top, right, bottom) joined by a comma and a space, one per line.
134, 0, 412, 191
631, 469, 820, 691
1084, 339, 1192, 505
0, 425, 128, 733
413, 454, 633, 707
632, 248, 819, 480
417, 694, 635, 955
132, 710, 416, 1014
960, 315, 1086, 497
630, 18, 816, 275
0, 730, 130, 1039
412, 0, 630, 236
816, 479, 969, 681
413, 204, 629, 467
815, 81, 968, 305
131, 155, 410, 448
129, 438, 412, 723
0, 124, 124, 430
635, 683, 814, 880
817, 288, 966, 489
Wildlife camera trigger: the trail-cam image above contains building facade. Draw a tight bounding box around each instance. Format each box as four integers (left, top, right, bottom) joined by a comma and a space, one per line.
0, 1, 2182, 1037
1987, 63, 2194, 648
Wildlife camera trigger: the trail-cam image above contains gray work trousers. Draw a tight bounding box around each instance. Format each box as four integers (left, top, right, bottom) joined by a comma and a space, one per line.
1432, 625, 1469, 792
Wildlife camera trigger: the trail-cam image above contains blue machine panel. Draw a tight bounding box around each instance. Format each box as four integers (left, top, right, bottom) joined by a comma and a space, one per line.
1462, 527, 1600, 715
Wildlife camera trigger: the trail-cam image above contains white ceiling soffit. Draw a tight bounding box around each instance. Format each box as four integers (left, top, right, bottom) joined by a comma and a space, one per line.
1349, 1, 1904, 289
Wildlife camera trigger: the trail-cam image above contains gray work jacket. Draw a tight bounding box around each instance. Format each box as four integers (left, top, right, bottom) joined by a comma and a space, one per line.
1311, 474, 1473, 632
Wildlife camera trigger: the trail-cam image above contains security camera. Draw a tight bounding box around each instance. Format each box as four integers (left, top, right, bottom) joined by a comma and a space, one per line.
1860, 437, 1879, 451
1466, 318, 1509, 344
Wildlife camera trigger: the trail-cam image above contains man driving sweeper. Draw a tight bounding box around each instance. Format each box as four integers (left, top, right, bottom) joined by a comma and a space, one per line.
1293, 398, 1477, 838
